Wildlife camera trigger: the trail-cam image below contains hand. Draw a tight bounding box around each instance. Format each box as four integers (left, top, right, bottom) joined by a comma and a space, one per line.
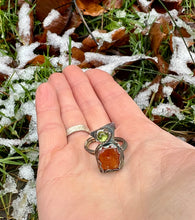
36, 65, 195, 220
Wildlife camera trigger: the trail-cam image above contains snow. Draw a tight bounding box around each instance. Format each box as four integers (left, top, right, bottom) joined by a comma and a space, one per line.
84, 52, 158, 74
163, 86, 173, 97
116, 10, 126, 18
152, 103, 185, 120
47, 28, 82, 68
19, 164, 34, 180
16, 42, 40, 68
26, 149, 39, 162
43, 9, 61, 28
134, 83, 159, 109
0, 175, 18, 195
0, 52, 14, 76
138, 0, 153, 8
11, 180, 37, 220
169, 36, 195, 77
18, 3, 31, 45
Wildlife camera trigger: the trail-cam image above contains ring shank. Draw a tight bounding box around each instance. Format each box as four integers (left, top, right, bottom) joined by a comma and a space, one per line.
84, 137, 127, 155
66, 124, 90, 136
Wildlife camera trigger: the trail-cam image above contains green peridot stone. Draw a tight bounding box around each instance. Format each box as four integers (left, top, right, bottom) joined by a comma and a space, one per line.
97, 130, 109, 143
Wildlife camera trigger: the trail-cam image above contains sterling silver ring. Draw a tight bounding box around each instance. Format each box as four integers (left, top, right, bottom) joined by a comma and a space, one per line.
84, 123, 127, 173
66, 124, 90, 136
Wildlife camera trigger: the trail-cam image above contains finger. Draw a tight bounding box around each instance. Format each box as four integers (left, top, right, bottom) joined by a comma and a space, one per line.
86, 69, 158, 152
63, 65, 110, 130
36, 83, 67, 156
48, 72, 89, 142
86, 69, 148, 125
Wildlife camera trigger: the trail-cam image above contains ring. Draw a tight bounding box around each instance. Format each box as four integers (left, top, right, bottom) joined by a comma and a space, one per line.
84, 123, 127, 173
66, 124, 90, 136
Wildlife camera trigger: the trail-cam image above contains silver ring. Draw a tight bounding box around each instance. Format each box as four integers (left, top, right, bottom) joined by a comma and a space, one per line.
66, 124, 90, 136
84, 123, 128, 173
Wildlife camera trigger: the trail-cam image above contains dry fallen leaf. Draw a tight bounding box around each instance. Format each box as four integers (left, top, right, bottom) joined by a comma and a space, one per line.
0, 73, 8, 85
103, 0, 123, 9
76, 0, 105, 16
43, 8, 72, 35
137, 0, 154, 12
152, 0, 183, 13
71, 47, 85, 62
149, 17, 172, 55
26, 55, 45, 66
36, 0, 72, 21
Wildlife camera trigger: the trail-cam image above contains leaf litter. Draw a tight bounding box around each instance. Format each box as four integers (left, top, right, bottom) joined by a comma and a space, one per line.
0, 0, 195, 219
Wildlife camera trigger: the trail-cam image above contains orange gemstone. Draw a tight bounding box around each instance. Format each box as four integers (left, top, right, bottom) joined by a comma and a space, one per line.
97, 145, 120, 171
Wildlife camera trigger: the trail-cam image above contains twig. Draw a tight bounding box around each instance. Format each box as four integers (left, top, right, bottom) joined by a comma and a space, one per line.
73, 0, 99, 46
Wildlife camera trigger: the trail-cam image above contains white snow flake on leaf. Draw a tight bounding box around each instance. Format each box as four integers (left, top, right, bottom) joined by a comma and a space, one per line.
0, 175, 18, 195
16, 42, 40, 68
152, 103, 185, 120
11, 180, 37, 220
169, 36, 195, 77
134, 83, 159, 109
18, 3, 32, 45
43, 9, 61, 28
19, 164, 34, 181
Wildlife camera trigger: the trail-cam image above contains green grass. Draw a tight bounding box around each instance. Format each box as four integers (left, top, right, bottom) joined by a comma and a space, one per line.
0, 0, 195, 219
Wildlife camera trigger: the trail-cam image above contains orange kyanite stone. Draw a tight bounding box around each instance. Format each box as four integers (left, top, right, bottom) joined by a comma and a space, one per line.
98, 145, 120, 171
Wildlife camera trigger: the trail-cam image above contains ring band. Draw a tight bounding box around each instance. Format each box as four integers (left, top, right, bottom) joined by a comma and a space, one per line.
84, 123, 128, 173
84, 136, 127, 155
66, 124, 90, 136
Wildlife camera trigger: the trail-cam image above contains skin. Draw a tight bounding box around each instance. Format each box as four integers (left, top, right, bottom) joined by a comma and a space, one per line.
36, 65, 195, 220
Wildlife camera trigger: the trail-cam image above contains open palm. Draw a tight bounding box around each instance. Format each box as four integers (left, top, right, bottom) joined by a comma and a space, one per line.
36, 66, 195, 220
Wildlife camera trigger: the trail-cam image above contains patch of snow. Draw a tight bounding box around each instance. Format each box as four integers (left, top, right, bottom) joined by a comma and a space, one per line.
47, 29, 82, 68
0, 175, 18, 195
84, 52, 158, 74
163, 86, 173, 97
11, 180, 36, 220
0, 52, 14, 76
18, 3, 31, 45
92, 27, 125, 49
116, 10, 126, 18
20, 100, 38, 143
19, 164, 34, 181
15, 66, 37, 81
43, 9, 60, 28
16, 42, 40, 68
152, 103, 185, 120
169, 36, 195, 77
138, 0, 153, 8
26, 149, 39, 162
134, 83, 159, 109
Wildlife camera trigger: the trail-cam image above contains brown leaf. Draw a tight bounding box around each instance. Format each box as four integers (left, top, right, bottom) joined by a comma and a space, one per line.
34, 44, 60, 57
36, 0, 72, 21
149, 17, 172, 55
81, 37, 98, 52
152, 54, 169, 74
66, 11, 83, 30
76, 0, 105, 16
81, 28, 128, 52
71, 47, 85, 62
0, 73, 8, 85
152, 0, 183, 13
26, 55, 45, 66
43, 8, 72, 35
79, 60, 104, 68
137, 0, 154, 12
102, 0, 123, 9
174, 27, 191, 38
